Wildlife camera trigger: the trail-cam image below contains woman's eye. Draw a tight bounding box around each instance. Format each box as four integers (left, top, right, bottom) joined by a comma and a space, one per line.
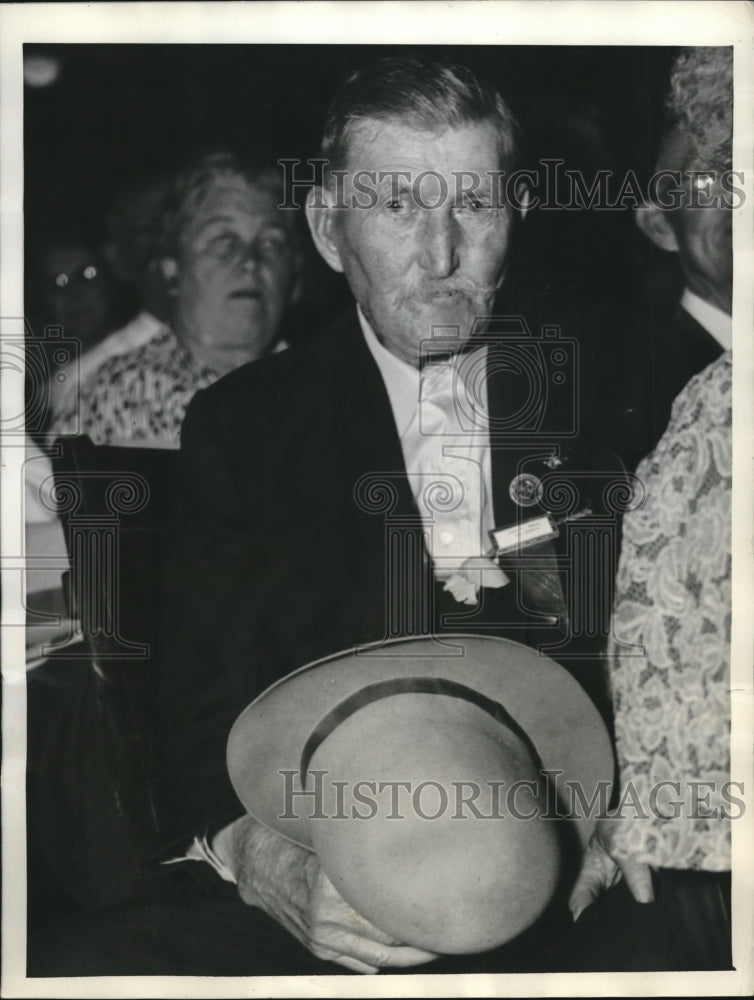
206, 232, 238, 256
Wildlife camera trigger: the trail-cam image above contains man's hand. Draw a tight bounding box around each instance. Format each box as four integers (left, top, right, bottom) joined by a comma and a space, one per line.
216, 815, 437, 974
568, 816, 654, 922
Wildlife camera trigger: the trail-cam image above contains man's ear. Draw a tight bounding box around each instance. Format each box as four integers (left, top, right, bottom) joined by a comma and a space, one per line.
635, 203, 680, 253
158, 257, 180, 296
305, 187, 345, 274
513, 179, 530, 220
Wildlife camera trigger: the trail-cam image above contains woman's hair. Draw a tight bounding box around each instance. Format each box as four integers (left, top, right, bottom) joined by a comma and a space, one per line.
665, 47, 733, 172
156, 149, 285, 259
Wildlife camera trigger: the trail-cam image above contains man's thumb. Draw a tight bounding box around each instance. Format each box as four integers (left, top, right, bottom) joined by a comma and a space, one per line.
617, 857, 654, 904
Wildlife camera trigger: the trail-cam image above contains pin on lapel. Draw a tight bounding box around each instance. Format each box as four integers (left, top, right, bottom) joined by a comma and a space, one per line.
508, 473, 543, 507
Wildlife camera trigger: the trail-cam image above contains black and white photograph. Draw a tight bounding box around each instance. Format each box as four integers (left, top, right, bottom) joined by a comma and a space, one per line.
2, 2, 753, 996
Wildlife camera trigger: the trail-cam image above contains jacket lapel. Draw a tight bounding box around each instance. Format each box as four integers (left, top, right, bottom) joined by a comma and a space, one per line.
334, 307, 419, 518
486, 345, 568, 628
331, 310, 433, 638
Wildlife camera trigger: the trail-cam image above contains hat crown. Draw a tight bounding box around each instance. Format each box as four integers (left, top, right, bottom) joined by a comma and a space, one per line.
227, 634, 614, 954
308, 691, 561, 953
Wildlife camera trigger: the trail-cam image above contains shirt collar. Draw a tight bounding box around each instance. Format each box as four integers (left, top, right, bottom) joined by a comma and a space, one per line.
680, 288, 732, 351
357, 305, 420, 438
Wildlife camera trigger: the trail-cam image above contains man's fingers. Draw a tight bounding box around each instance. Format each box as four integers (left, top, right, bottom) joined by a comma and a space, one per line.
617, 856, 654, 904
372, 944, 437, 968
569, 829, 654, 921
568, 841, 618, 922
568, 878, 599, 923
312, 923, 436, 970
311, 945, 379, 975
311, 873, 437, 970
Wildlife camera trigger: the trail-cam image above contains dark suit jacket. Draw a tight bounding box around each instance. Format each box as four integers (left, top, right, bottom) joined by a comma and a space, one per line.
157, 308, 623, 851
610, 304, 724, 471
652, 305, 724, 442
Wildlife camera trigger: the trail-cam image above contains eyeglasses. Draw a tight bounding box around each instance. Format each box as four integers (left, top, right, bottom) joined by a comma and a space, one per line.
47, 264, 100, 290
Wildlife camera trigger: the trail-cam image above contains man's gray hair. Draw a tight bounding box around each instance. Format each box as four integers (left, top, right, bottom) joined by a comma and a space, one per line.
320, 57, 522, 179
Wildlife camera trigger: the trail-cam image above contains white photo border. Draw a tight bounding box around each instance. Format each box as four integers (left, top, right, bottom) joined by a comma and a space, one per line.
2, 2, 753, 997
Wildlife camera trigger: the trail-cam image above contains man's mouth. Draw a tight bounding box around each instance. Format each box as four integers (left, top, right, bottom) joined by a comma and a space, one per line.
229, 289, 262, 300
419, 288, 471, 304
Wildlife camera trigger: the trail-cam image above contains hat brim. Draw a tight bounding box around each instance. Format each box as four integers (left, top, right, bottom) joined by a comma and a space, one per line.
227, 633, 613, 849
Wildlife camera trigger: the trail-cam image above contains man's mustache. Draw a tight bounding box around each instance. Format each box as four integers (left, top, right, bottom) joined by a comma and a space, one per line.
410, 281, 500, 303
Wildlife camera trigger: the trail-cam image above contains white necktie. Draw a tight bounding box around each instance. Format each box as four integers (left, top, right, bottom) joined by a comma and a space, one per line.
401, 354, 493, 581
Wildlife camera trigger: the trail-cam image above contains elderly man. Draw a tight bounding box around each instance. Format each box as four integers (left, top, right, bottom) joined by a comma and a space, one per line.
33, 58, 618, 977
159, 55, 628, 973
52, 149, 300, 446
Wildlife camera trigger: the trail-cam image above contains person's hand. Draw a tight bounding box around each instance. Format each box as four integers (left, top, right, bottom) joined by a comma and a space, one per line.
304, 865, 437, 973
217, 815, 437, 973
568, 816, 654, 922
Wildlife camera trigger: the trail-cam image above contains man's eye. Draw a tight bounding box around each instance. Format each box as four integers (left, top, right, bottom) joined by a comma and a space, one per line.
385, 199, 410, 213
455, 197, 488, 212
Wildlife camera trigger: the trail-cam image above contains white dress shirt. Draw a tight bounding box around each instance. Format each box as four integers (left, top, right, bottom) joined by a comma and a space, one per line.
680, 288, 732, 351
358, 307, 495, 580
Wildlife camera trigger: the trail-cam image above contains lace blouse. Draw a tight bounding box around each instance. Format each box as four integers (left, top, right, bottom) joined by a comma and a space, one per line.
607, 351, 732, 871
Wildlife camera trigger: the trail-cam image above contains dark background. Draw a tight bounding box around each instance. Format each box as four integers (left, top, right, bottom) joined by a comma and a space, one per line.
24, 44, 674, 215
23, 43, 685, 446
23, 43, 681, 305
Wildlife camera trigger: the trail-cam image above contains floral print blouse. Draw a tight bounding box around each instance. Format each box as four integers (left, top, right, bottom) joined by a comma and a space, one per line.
52, 325, 217, 448
607, 351, 732, 871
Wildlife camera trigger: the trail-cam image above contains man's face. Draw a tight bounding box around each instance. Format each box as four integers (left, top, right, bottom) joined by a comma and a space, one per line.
315, 119, 519, 367
169, 176, 297, 370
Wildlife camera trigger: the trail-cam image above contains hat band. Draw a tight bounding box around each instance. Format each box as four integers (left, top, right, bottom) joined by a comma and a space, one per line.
300, 675, 543, 780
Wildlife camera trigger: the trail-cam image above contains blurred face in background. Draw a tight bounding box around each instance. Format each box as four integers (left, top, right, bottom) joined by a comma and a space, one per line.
662, 130, 732, 314
637, 128, 733, 314
163, 174, 299, 376
39, 242, 115, 349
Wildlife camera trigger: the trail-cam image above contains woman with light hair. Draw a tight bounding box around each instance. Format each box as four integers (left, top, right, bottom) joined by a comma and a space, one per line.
52, 150, 301, 447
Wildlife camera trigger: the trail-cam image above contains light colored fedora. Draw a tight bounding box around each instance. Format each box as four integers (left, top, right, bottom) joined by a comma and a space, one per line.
227, 634, 613, 954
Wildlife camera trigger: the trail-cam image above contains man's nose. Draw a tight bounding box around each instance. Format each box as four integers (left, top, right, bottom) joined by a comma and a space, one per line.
417, 210, 460, 278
